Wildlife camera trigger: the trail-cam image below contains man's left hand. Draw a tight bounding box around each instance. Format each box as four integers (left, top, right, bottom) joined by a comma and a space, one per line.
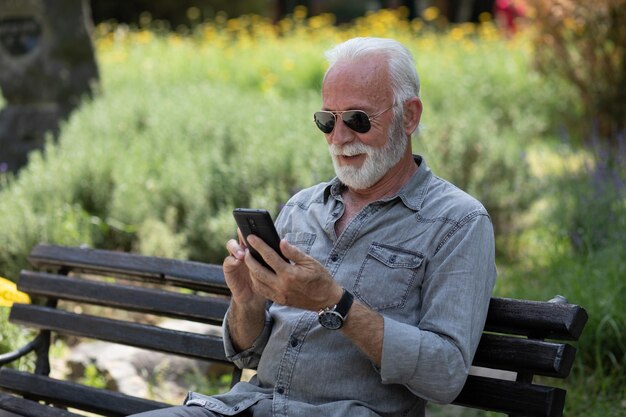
244, 235, 344, 311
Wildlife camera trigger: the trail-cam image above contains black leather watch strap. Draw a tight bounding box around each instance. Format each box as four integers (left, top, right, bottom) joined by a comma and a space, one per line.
334, 288, 354, 318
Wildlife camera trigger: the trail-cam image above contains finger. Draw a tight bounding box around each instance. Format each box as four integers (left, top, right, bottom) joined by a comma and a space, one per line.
249, 268, 287, 305
247, 235, 290, 273
236, 228, 248, 248
243, 247, 262, 272
226, 238, 246, 260
279, 239, 309, 264
223, 253, 238, 267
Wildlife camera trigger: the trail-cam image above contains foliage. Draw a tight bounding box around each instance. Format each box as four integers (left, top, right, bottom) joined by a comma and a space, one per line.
0, 82, 328, 279
557, 136, 626, 254
498, 240, 626, 414
495, 137, 626, 414
0, 8, 558, 278
0, 308, 34, 370
529, 0, 626, 141
184, 369, 232, 396
79, 362, 109, 389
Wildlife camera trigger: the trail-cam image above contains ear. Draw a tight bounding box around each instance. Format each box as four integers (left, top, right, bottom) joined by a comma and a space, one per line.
403, 97, 422, 136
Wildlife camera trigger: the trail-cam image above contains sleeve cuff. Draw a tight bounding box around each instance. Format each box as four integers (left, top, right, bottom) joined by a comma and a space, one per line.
222, 306, 272, 369
380, 316, 422, 384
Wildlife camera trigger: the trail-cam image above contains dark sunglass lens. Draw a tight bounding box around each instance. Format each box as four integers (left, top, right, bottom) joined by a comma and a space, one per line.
343, 111, 371, 133
314, 112, 335, 133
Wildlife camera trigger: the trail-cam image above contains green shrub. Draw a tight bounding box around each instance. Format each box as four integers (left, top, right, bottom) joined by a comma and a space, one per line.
0, 308, 33, 370
414, 36, 571, 259
0, 18, 558, 279
0, 81, 333, 279
497, 140, 626, 414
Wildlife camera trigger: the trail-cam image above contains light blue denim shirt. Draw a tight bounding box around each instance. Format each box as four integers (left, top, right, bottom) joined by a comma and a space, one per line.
185, 155, 497, 417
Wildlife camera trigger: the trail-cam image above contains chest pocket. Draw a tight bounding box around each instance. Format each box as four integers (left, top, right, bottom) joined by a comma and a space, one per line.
353, 242, 424, 311
284, 232, 316, 255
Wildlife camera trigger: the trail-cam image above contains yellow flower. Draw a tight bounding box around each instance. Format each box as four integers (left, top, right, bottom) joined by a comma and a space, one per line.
293, 5, 308, 21
478, 12, 493, 23
0, 276, 30, 307
450, 27, 464, 41
135, 30, 153, 44
423, 7, 440, 22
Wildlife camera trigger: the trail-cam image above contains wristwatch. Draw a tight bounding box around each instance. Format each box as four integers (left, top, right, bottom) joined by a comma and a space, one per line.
318, 289, 354, 330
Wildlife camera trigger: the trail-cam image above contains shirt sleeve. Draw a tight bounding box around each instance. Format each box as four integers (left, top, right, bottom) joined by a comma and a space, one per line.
379, 211, 497, 403
222, 305, 273, 369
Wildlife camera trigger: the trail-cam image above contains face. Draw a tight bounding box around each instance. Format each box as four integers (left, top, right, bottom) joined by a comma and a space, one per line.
320, 57, 408, 190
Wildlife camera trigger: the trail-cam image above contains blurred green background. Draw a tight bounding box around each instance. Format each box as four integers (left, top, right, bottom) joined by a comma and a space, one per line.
0, 1, 624, 415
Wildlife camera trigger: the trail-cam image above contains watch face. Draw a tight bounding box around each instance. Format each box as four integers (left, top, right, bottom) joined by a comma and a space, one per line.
319, 311, 343, 330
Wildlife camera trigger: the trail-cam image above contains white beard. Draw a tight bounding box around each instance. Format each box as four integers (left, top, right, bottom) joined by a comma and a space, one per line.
329, 112, 407, 190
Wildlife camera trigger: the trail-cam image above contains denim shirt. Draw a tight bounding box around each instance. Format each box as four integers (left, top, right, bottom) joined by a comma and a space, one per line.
185, 155, 497, 417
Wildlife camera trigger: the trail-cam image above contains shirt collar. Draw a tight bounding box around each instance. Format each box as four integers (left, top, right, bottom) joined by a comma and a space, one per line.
323, 154, 432, 212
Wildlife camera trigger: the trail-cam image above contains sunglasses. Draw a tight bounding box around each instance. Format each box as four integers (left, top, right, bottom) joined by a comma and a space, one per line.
313, 105, 394, 134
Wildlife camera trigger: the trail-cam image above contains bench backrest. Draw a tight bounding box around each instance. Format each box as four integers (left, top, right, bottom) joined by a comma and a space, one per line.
1, 244, 588, 417
1, 244, 235, 416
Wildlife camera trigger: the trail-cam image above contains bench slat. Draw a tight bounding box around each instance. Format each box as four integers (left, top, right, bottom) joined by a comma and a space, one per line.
0, 392, 81, 417
453, 375, 566, 417
473, 333, 577, 378
9, 304, 228, 362
485, 298, 588, 340
18, 271, 229, 325
0, 369, 167, 417
27, 244, 229, 294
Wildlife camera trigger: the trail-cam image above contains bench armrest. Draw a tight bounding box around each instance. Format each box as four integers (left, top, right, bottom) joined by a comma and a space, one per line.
0, 332, 46, 367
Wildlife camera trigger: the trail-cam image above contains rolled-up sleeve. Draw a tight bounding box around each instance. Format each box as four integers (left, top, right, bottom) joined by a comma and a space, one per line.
380, 212, 497, 403
222, 306, 273, 369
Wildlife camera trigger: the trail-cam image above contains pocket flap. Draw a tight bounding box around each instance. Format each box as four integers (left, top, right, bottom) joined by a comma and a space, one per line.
367, 243, 424, 268
285, 231, 316, 246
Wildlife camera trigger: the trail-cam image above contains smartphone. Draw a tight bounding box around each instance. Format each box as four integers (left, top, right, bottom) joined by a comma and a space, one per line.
233, 208, 288, 271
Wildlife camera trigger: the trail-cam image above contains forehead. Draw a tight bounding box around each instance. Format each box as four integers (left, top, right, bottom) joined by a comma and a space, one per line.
322, 56, 393, 109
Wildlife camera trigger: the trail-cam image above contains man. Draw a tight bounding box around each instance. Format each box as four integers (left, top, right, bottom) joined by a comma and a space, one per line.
129, 37, 496, 417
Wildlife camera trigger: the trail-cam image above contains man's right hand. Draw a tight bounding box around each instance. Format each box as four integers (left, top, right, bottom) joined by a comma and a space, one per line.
223, 231, 268, 352
224, 232, 266, 307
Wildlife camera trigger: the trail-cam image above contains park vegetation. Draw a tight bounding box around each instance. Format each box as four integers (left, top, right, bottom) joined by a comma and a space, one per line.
0, 4, 624, 416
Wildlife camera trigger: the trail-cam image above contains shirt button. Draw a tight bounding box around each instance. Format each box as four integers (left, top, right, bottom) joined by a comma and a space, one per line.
330, 254, 339, 262
233, 406, 239, 411
290, 338, 299, 347
276, 387, 285, 395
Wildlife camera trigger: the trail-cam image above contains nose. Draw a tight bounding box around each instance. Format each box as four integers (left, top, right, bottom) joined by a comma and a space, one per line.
327, 117, 355, 146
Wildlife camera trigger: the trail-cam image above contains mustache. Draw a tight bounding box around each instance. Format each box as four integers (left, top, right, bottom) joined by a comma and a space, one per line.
328, 142, 372, 157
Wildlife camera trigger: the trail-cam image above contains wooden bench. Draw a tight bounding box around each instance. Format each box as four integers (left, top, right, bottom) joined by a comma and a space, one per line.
0, 244, 588, 417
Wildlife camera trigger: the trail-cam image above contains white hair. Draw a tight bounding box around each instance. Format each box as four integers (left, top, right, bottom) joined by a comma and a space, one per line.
323, 37, 420, 104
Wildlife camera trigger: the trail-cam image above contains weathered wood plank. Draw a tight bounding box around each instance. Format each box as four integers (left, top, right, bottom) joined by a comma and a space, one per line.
27, 244, 229, 294
0, 392, 81, 417
18, 271, 229, 325
453, 375, 566, 417
9, 304, 228, 362
485, 297, 588, 340
0, 369, 168, 417
473, 334, 577, 377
